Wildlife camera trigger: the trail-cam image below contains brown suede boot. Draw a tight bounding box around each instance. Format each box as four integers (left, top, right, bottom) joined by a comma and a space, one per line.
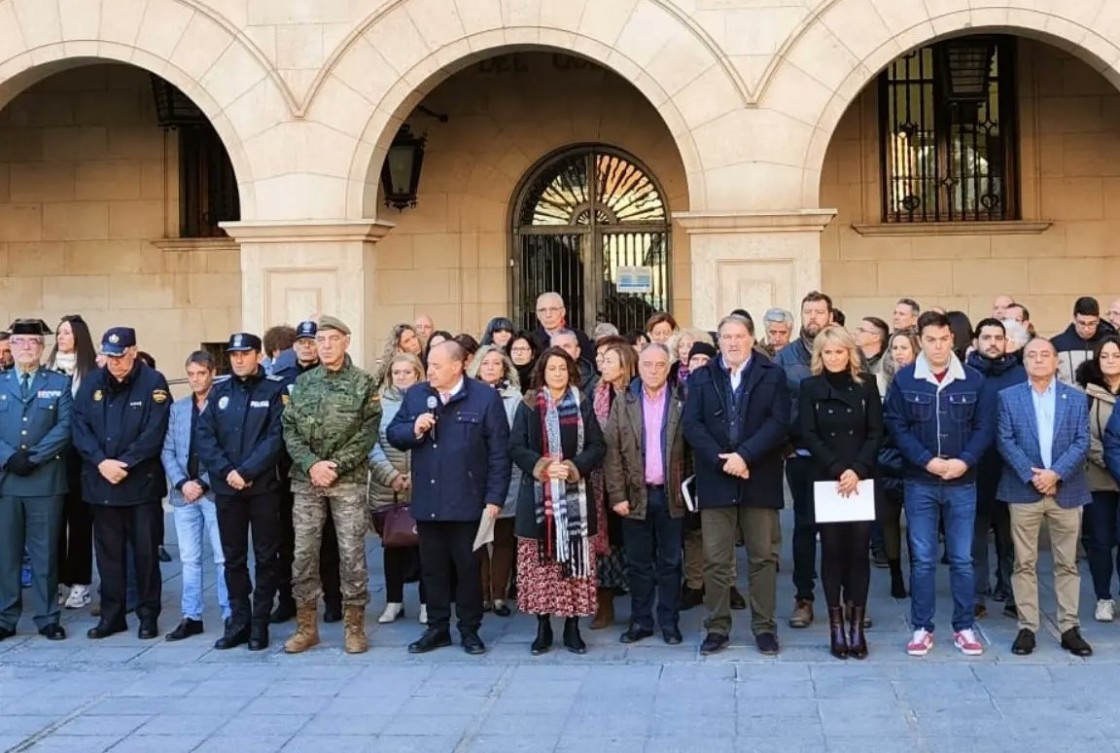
589, 588, 614, 630
343, 606, 368, 654
283, 604, 320, 654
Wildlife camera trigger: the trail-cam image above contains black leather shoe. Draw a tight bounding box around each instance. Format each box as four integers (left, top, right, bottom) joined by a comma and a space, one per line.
493, 602, 512, 617
680, 585, 703, 611
137, 619, 159, 640
755, 632, 780, 656
248, 624, 269, 652
0, 626, 15, 641
531, 615, 553, 655
461, 632, 485, 655
730, 587, 747, 611
165, 618, 203, 642
662, 626, 683, 645
1003, 603, 1019, 619
214, 621, 250, 650
1061, 627, 1093, 657
323, 600, 342, 624
39, 624, 66, 641
408, 628, 452, 654
158, 545, 172, 563
87, 622, 126, 640
699, 632, 728, 655
619, 626, 654, 644
1011, 628, 1035, 655
270, 596, 297, 624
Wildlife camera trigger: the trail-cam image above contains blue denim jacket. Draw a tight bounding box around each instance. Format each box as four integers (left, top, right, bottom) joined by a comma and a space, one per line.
161, 395, 214, 508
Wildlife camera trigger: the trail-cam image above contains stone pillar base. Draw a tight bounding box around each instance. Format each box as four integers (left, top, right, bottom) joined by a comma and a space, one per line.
221, 220, 395, 367
675, 210, 836, 330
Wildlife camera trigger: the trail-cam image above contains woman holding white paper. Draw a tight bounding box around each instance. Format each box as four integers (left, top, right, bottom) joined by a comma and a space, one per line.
798, 326, 884, 660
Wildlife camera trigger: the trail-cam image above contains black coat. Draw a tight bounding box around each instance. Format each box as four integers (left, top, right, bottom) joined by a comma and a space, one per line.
510, 391, 605, 539
681, 356, 790, 509
797, 372, 883, 482
72, 362, 171, 506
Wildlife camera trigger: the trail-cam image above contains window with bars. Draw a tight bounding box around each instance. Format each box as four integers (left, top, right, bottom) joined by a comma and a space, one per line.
178, 123, 240, 238
879, 36, 1019, 222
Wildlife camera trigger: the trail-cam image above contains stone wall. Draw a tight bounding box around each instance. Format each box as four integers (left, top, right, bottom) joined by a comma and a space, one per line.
821, 40, 1120, 336
0, 64, 240, 371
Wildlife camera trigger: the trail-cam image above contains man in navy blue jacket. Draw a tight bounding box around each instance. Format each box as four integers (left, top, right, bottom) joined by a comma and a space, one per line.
72, 327, 171, 640
682, 314, 790, 656
387, 341, 511, 656
196, 333, 287, 651
884, 311, 995, 658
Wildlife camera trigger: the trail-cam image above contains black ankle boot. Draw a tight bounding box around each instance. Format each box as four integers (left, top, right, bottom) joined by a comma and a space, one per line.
531, 614, 553, 655
828, 607, 848, 659
562, 617, 586, 654
888, 559, 907, 599
849, 605, 868, 659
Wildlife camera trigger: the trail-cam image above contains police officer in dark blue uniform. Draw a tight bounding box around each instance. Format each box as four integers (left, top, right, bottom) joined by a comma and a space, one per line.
0, 319, 73, 641
270, 320, 342, 624
73, 327, 171, 640
196, 333, 287, 651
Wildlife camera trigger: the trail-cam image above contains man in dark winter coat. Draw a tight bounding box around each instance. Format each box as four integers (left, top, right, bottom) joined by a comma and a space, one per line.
1053, 296, 1114, 384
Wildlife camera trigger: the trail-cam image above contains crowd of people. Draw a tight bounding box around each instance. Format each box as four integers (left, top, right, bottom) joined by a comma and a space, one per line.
3, 287, 1120, 661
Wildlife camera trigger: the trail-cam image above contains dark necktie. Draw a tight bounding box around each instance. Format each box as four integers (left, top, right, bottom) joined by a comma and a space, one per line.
20, 373, 30, 399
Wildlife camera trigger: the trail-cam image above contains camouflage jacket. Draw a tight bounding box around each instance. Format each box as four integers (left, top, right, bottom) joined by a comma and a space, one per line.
282, 356, 381, 484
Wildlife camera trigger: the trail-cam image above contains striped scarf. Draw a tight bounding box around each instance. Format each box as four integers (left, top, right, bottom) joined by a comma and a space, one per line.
534, 386, 590, 578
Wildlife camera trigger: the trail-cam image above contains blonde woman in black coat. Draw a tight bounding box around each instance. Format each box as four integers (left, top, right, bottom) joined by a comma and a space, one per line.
798, 325, 883, 659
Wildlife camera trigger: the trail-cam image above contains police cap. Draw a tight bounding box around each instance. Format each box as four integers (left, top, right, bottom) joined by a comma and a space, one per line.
226, 332, 263, 353
100, 327, 136, 356
295, 321, 317, 340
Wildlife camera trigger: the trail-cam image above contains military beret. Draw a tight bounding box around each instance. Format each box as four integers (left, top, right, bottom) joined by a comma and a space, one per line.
226, 332, 263, 353
9, 318, 51, 336
295, 320, 317, 340
317, 316, 350, 336
101, 327, 136, 356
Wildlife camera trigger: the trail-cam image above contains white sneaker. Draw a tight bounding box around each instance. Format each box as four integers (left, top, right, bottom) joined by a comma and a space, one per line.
1095, 599, 1115, 622
418, 604, 428, 625
953, 628, 984, 656
64, 584, 91, 610
906, 628, 933, 656
378, 602, 404, 624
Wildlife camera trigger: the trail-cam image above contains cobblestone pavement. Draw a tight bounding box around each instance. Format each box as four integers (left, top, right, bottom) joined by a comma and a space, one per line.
2, 507, 1118, 753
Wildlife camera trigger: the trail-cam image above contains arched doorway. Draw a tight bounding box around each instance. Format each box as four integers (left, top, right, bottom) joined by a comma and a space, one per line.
511, 145, 671, 333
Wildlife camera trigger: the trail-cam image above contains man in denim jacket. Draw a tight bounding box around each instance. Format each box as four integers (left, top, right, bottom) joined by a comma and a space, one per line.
884, 311, 995, 658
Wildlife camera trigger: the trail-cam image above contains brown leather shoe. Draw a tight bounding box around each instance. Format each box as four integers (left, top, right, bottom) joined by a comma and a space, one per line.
789, 599, 814, 629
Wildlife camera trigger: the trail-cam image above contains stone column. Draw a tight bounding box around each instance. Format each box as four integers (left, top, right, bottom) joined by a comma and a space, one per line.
675, 210, 836, 330
221, 220, 395, 368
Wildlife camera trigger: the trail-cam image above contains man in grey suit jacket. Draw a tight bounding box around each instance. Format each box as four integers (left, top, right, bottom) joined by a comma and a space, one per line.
997, 338, 1092, 657
0, 319, 73, 641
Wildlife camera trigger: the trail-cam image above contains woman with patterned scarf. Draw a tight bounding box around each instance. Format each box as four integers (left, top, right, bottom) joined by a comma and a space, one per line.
511, 346, 606, 655
588, 336, 638, 629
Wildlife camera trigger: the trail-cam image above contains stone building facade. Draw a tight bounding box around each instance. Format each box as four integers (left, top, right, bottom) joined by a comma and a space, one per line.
0, 0, 1117, 367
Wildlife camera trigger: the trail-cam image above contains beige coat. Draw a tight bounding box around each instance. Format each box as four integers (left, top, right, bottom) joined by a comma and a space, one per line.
1086, 382, 1119, 493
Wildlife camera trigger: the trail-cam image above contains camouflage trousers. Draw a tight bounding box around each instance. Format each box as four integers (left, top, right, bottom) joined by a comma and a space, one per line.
291, 480, 369, 608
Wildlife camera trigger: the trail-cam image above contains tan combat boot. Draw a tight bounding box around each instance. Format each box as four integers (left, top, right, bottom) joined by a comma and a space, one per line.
283, 605, 320, 654
343, 606, 368, 654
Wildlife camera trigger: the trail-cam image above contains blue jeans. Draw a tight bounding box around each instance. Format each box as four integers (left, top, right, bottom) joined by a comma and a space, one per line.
621, 486, 683, 630
1084, 490, 1120, 601
905, 481, 976, 632
173, 500, 230, 621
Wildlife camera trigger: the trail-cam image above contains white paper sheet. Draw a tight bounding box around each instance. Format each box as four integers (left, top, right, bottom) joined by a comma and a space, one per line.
813, 480, 875, 523
473, 513, 496, 552
681, 475, 698, 512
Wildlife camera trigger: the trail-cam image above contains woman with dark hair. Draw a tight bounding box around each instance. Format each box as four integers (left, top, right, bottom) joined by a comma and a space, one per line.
1077, 335, 1120, 622
48, 315, 99, 609
946, 311, 973, 361
453, 333, 480, 371
510, 346, 606, 654
508, 331, 539, 389
481, 317, 516, 350
625, 330, 650, 354
422, 330, 453, 365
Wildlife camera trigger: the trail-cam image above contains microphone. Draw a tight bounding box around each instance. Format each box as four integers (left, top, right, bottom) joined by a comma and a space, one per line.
425, 395, 439, 441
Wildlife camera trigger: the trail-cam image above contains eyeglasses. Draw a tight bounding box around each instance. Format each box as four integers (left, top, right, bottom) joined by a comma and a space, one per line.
536, 307, 563, 314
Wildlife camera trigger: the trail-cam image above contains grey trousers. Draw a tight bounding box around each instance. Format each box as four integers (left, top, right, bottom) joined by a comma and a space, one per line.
700, 505, 780, 636
0, 494, 64, 631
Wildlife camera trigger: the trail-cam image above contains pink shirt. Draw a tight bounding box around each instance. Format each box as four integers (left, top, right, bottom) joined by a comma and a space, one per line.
642, 385, 668, 485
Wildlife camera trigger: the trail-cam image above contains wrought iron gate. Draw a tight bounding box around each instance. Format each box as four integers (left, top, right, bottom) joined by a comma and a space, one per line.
512, 146, 671, 333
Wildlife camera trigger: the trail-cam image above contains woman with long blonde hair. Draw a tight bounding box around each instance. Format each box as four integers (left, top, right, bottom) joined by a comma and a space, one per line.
798, 325, 883, 659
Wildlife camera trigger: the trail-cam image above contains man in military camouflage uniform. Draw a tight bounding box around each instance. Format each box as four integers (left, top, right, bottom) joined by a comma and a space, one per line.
281, 316, 380, 654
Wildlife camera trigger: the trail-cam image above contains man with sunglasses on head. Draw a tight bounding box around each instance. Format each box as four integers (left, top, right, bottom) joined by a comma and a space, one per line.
0, 319, 73, 642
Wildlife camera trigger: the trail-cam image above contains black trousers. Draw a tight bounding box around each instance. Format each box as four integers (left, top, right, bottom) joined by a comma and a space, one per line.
216, 492, 281, 626
277, 485, 341, 605
786, 456, 818, 602
385, 546, 425, 603
820, 521, 872, 608
92, 501, 162, 628
58, 451, 93, 586
417, 520, 482, 635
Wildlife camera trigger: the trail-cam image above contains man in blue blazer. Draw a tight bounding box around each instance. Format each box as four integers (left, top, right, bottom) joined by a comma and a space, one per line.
0, 319, 72, 641
997, 338, 1092, 657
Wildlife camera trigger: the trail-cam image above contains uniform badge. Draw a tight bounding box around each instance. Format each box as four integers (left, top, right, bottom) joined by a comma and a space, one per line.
152, 389, 169, 404
108, 334, 120, 344
281, 394, 290, 406
218, 396, 229, 411
93, 390, 103, 402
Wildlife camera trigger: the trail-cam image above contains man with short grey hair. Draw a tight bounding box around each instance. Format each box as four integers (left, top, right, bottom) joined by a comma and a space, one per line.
552, 329, 598, 395
762, 308, 794, 357
532, 291, 594, 362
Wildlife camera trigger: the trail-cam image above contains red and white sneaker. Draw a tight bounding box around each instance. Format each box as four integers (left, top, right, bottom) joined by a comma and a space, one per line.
953, 628, 984, 656
906, 628, 933, 656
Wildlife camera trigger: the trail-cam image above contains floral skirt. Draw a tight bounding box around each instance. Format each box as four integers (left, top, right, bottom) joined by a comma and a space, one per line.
516, 537, 597, 618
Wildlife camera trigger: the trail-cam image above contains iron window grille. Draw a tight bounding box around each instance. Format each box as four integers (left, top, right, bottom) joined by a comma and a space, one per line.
879, 35, 1019, 223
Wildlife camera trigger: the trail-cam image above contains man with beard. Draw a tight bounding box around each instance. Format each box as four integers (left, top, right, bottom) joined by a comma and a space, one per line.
775, 291, 833, 628
966, 319, 1026, 618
